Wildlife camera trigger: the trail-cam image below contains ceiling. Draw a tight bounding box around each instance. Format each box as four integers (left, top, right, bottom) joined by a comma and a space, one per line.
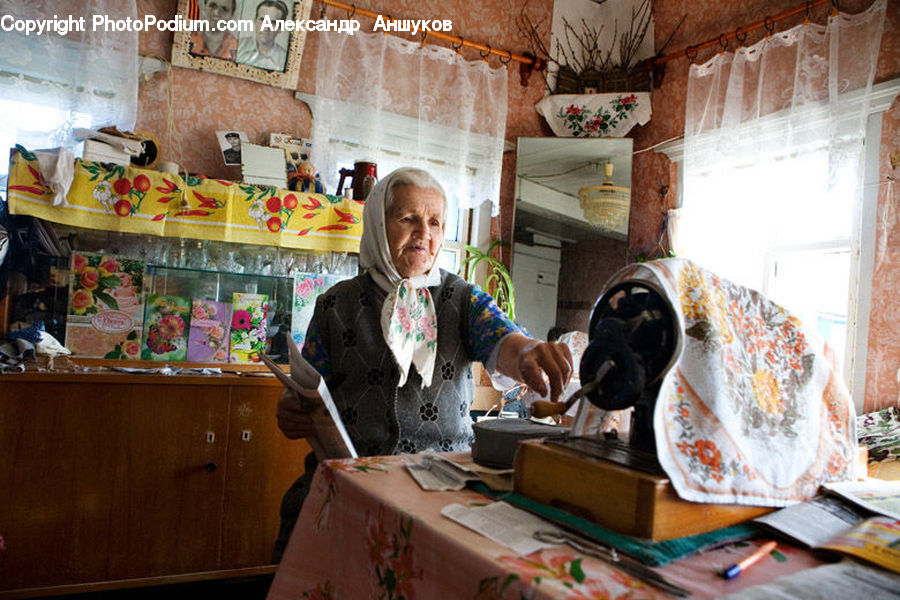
514, 137, 633, 242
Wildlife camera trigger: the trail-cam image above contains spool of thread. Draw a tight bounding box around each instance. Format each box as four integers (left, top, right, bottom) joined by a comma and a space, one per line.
131, 130, 160, 168
158, 161, 180, 175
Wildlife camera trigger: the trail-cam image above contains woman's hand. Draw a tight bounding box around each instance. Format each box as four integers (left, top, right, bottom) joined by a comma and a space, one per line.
497, 333, 573, 403
276, 389, 316, 439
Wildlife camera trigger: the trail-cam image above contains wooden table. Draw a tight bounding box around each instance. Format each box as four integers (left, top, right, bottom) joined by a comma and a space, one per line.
268, 453, 827, 599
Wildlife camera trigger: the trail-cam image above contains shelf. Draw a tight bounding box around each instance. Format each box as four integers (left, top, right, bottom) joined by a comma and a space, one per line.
0, 364, 288, 386
147, 264, 308, 281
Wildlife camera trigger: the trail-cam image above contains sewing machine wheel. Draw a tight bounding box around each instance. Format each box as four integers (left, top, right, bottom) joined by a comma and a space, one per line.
580, 280, 677, 411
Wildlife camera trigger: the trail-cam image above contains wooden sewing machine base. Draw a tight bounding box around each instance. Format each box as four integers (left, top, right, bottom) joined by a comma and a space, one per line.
513, 438, 773, 541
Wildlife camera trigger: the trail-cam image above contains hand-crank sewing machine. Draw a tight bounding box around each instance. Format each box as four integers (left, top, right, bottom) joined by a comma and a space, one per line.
513, 279, 770, 541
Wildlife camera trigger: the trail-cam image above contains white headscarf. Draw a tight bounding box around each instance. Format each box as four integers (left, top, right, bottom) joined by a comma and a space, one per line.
359, 168, 445, 387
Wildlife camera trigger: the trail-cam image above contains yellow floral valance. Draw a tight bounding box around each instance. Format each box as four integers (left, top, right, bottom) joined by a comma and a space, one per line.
6, 147, 363, 252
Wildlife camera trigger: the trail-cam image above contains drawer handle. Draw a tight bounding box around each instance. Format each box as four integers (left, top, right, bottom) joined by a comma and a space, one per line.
205, 462, 218, 473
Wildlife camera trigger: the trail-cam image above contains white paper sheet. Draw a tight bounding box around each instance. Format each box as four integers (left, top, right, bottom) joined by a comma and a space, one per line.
260, 343, 357, 459
441, 501, 562, 555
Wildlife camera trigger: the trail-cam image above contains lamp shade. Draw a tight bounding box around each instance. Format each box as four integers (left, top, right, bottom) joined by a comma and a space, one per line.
578, 163, 630, 231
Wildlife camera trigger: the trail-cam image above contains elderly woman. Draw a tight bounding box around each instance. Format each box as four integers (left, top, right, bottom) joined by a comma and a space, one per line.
273, 167, 572, 557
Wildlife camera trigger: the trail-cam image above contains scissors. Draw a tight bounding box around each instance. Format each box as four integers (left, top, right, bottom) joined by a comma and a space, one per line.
534, 530, 691, 597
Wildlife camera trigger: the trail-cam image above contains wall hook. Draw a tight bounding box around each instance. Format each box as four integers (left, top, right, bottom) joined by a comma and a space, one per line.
656, 176, 668, 198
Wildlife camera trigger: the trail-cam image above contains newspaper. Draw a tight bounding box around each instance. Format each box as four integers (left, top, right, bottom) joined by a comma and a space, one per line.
718, 561, 900, 599
754, 495, 869, 548
259, 343, 357, 460
441, 501, 563, 555
404, 452, 480, 491
822, 480, 900, 520
754, 483, 900, 574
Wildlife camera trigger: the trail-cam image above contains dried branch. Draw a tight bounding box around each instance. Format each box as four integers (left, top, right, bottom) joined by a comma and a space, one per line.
516, 0, 683, 93
619, 0, 653, 70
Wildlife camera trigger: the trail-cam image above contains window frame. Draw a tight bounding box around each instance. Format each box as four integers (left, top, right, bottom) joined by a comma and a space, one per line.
656, 79, 899, 411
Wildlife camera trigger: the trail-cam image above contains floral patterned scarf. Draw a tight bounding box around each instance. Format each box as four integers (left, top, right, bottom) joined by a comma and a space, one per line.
605, 258, 857, 506
359, 169, 442, 387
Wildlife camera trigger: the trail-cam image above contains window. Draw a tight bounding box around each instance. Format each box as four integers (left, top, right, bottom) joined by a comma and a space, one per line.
295, 92, 491, 279
660, 79, 899, 405
0, 6, 138, 182
678, 149, 855, 369
0, 100, 93, 180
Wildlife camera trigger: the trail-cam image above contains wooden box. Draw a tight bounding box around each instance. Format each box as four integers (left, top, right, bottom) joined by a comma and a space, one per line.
513, 438, 772, 541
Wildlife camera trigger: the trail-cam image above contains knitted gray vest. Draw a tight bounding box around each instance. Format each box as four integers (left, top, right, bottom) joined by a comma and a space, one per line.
316, 269, 476, 456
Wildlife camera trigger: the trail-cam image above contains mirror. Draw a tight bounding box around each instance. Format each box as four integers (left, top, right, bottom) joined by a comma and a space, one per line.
512, 137, 633, 338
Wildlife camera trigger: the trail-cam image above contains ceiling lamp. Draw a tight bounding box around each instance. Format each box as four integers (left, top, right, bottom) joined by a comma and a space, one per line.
578, 162, 630, 231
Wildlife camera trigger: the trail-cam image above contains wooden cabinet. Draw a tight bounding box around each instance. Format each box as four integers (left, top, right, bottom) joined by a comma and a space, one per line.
0, 372, 310, 597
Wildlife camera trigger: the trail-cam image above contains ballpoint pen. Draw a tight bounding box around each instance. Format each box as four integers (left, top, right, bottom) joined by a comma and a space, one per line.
721, 541, 778, 580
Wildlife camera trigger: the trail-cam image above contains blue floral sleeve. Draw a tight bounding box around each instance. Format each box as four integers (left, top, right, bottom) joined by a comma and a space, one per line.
300, 305, 331, 382
467, 286, 524, 364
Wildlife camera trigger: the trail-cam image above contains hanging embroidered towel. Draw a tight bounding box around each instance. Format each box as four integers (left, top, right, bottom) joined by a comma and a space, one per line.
604, 258, 857, 507
381, 279, 438, 388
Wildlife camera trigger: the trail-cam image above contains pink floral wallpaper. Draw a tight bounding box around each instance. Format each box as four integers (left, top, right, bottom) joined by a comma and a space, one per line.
135, 0, 551, 185
134, 0, 896, 411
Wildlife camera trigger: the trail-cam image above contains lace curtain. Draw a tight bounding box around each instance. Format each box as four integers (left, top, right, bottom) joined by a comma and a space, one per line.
677, 0, 886, 289
0, 0, 138, 163
308, 29, 508, 215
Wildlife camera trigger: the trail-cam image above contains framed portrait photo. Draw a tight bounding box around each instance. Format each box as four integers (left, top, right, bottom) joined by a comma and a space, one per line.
217, 130, 249, 165
171, 0, 312, 89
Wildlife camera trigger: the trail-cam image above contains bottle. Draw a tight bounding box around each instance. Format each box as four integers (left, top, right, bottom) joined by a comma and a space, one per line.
361, 163, 377, 201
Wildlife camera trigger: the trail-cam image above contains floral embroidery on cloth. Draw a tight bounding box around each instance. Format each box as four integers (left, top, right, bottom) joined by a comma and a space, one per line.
382, 279, 438, 387
858, 407, 900, 462
604, 258, 857, 506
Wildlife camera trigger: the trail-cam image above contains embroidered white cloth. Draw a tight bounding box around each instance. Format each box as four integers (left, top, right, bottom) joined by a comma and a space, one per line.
536, 93, 651, 138
605, 258, 857, 506
381, 280, 438, 387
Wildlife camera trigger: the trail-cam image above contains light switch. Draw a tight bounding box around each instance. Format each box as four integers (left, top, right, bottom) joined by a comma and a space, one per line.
206, 432, 215, 443
241, 430, 252, 442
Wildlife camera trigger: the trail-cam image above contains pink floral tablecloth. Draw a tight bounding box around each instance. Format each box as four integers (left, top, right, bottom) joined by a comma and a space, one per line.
267, 454, 823, 600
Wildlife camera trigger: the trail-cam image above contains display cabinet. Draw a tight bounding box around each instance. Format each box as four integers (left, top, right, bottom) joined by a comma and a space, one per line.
0, 151, 362, 595
3, 148, 363, 365
4, 223, 357, 366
